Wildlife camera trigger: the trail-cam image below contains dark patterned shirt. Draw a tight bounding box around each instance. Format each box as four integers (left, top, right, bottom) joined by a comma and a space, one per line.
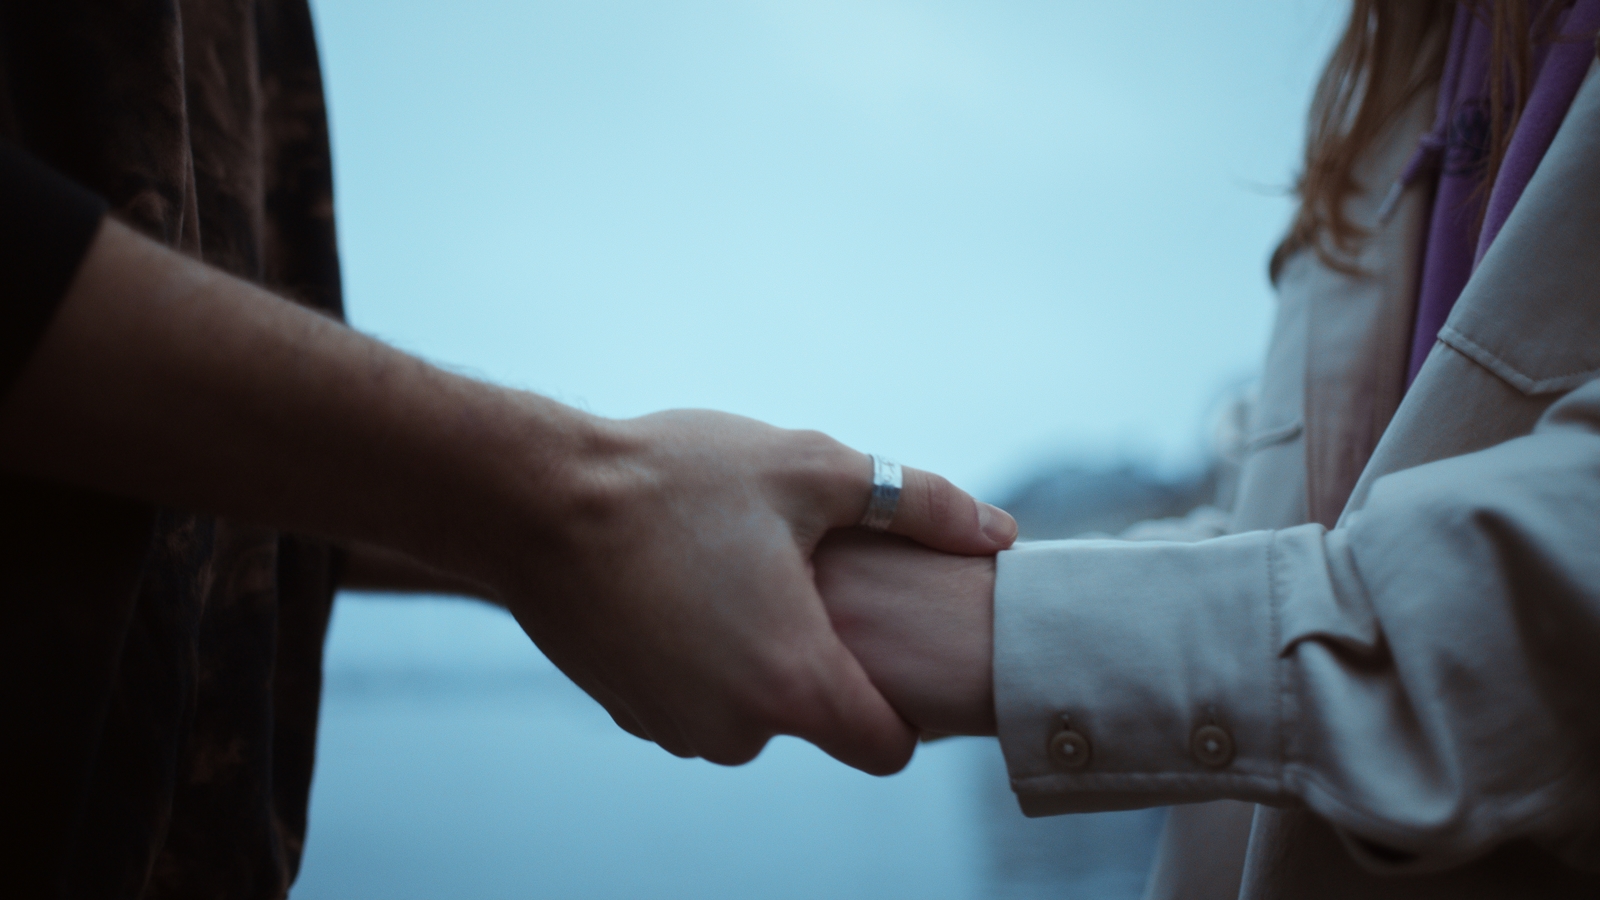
0, 3, 343, 897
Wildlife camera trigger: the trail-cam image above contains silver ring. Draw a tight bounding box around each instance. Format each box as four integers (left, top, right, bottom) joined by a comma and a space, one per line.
859, 455, 902, 531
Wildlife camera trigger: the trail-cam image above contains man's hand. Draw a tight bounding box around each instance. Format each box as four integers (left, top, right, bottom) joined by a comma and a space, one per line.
813, 530, 1000, 737
0, 217, 1014, 775
482, 408, 1016, 773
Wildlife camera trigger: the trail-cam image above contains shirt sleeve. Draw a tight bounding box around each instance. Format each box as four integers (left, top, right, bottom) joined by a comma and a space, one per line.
992, 376, 1600, 874
0, 140, 108, 399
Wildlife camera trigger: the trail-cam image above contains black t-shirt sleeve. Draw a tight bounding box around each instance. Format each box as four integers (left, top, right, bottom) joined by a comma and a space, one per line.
0, 140, 108, 398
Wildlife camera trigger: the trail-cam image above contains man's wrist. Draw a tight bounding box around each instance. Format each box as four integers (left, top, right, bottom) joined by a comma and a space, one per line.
416, 388, 635, 588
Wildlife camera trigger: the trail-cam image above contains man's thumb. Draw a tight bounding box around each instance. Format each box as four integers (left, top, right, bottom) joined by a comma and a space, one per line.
884, 466, 1016, 554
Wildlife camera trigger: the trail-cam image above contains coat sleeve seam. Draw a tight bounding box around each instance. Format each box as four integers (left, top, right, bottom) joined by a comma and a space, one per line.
1437, 325, 1600, 394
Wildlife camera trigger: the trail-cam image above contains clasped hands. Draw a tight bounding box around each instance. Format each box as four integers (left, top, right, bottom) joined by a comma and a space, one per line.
486, 410, 1009, 776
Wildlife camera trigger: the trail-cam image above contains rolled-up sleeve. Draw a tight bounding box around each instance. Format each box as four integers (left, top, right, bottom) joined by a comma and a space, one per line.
0, 141, 107, 399
994, 377, 1600, 873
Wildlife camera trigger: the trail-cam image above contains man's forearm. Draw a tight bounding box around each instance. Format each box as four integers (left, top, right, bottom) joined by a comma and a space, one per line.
0, 216, 604, 585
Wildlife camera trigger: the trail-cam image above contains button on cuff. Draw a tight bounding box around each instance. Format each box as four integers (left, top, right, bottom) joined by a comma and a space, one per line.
1048, 716, 1092, 769
1191, 724, 1235, 768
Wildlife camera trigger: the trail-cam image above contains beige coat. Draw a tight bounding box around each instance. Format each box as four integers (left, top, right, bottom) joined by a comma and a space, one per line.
991, 55, 1600, 899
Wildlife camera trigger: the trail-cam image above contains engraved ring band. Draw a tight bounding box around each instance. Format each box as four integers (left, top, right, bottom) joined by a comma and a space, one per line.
858, 455, 903, 532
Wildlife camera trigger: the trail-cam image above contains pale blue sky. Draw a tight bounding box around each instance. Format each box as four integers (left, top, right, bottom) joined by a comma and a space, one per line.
312, 0, 1344, 500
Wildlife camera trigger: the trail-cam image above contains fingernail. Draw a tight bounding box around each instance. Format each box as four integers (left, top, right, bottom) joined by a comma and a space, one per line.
977, 503, 1018, 546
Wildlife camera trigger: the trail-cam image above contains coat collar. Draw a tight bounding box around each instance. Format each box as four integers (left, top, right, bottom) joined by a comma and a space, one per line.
1343, 60, 1600, 519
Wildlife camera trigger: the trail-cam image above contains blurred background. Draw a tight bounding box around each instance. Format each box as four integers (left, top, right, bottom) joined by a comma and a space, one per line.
293, 1, 1345, 897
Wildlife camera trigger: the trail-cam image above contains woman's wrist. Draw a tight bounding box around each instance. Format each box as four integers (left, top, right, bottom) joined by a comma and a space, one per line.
815, 531, 999, 737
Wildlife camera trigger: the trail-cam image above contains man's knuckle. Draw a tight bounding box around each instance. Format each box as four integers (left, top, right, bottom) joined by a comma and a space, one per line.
778, 430, 854, 490
788, 428, 839, 463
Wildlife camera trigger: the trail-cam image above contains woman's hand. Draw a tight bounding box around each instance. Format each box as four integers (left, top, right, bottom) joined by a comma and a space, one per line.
814, 530, 1000, 737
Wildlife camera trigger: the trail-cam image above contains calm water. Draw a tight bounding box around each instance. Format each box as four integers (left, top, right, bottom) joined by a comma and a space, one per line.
293, 595, 1164, 899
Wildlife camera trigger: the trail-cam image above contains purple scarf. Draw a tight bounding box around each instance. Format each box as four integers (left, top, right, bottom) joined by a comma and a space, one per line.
1400, 0, 1600, 386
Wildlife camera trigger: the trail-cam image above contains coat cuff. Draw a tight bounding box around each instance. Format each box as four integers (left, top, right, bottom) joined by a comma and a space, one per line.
993, 530, 1320, 817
